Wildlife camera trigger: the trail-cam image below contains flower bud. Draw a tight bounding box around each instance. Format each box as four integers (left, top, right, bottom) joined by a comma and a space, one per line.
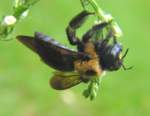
104, 13, 113, 22
21, 10, 29, 19
2, 15, 17, 26
112, 22, 123, 38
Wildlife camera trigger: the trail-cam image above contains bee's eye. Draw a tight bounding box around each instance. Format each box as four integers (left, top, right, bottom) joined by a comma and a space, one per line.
111, 44, 122, 57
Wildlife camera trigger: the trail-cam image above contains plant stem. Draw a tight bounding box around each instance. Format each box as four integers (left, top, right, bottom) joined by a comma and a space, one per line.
80, 0, 105, 20
87, 0, 105, 20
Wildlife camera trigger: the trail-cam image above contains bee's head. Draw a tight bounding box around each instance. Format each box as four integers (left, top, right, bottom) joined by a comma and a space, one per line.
95, 40, 132, 71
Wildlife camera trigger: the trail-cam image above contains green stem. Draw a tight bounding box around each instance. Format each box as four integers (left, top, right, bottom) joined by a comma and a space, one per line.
80, 0, 105, 20
13, 6, 28, 19
87, 0, 105, 20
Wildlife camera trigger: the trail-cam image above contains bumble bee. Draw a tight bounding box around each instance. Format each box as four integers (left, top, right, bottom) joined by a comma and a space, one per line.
17, 11, 132, 90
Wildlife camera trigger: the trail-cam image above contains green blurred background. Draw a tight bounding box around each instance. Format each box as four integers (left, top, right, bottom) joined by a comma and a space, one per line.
0, 0, 150, 116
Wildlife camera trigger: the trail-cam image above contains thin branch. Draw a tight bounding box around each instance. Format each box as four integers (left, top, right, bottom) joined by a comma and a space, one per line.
0, 0, 39, 40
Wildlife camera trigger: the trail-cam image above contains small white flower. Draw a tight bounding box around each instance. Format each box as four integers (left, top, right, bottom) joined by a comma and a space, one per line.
104, 14, 113, 22
2, 15, 17, 26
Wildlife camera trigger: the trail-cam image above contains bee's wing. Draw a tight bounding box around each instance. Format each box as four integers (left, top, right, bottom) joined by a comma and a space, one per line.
16, 35, 37, 53
17, 32, 86, 71
50, 71, 81, 90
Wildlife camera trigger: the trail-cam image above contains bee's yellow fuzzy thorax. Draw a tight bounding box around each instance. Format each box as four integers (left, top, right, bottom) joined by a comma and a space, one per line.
74, 42, 103, 76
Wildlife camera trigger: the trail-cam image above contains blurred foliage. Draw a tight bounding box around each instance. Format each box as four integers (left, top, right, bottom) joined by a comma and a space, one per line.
0, 0, 150, 116
0, 0, 39, 39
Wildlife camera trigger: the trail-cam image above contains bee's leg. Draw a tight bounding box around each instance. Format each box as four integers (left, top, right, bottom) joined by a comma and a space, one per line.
66, 11, 94, 45
96, 31, 114, 52
102, 30, 113, 44
82, 21, 111, 43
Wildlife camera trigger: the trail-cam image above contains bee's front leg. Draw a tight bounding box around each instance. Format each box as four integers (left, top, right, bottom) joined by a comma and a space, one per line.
66, 11, 94, 45
82, 21, 111, 43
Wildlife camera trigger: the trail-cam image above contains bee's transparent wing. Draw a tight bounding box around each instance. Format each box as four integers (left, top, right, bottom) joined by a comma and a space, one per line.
50, 71, 81, 90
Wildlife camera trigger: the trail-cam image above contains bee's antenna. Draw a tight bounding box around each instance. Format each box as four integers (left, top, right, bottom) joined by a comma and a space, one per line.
122, 64, 133, 70
122, 48, 129, 59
